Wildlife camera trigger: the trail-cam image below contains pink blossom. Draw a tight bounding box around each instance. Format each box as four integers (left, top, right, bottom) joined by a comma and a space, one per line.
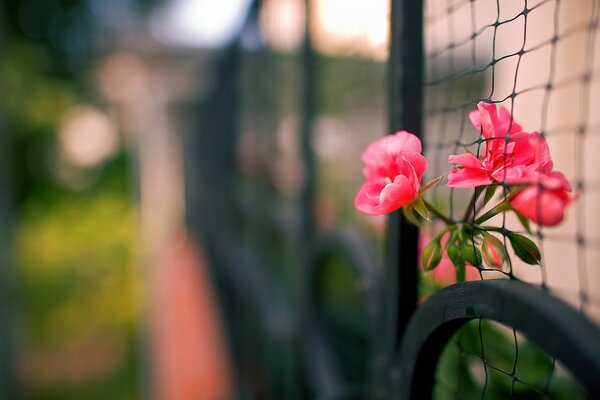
510, 171, 575, 227
354, 131, 428, 215
448, 102, 552, 188
468, 101, 522, 138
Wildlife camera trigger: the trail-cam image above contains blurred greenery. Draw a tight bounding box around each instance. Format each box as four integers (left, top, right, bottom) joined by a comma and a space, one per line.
0, 0, 160, 398
0, 0, 591, 397
319, 254, 368, 389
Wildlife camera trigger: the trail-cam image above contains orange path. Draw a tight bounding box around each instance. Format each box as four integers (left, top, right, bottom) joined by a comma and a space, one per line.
151, 234, 233, 400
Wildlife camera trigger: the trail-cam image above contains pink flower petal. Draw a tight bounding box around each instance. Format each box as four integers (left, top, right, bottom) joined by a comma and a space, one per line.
511, 186, 564, 226
499, 106, 522, 134
378, 174, 419, 212
361, 130, 422, 167
491, 165, 529, 184
447, 168, 493, 188
400, 152, 428, 181
543, 171, 572, 191
354, 180, 387, 215
511, 174, 575, 227
469, 109, 482, 132
448, 153, 483, 169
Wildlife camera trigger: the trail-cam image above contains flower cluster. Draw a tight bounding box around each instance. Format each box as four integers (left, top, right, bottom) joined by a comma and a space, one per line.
448, 102, 574, 226
355, 101, 576, 280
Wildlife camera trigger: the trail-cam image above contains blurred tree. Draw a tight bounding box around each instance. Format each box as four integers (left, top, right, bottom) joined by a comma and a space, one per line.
0, 3, 19, 398
0, 0, 163, 398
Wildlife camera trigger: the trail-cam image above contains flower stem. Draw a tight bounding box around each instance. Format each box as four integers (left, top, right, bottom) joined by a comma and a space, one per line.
462, 187, 482, 222
423, 200, 454, 225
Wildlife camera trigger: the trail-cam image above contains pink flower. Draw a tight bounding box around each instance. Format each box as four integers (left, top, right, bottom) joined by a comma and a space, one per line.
447, 102, 552, 188
510, 171, 575, 227
354, 131, 428, 215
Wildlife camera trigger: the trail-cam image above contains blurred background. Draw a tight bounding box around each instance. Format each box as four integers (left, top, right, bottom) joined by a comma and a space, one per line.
0, 0, 388, 398
1, 0, 599, 398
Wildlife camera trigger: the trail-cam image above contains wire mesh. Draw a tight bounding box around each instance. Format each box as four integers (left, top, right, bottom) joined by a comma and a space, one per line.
434, 319, 586, 399
422, 0, 600, 397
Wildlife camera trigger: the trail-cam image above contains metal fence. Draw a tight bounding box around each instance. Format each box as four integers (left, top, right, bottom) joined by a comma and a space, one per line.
184, 0, 600, 398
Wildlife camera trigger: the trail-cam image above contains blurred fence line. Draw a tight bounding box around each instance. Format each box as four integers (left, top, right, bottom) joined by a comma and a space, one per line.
184, 0, 600, 398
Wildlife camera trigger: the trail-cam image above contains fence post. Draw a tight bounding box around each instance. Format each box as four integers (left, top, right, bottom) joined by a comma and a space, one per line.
0, 4, 19, 398
381, 0, 424, 392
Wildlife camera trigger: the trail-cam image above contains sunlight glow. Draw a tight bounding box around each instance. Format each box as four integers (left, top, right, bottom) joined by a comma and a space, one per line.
312, 0, 389, 60
151, 0, 253, 48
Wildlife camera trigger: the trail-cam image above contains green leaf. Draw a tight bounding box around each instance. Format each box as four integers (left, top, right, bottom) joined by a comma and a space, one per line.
402, 206, 421, 227
514, 210, 532, 234
412, 196, 430, 221
506, 232, 541, 265
482, 185, 497, 208
419, 175, 444, 194
475, 201, 512, 224
421, 239, 443, 271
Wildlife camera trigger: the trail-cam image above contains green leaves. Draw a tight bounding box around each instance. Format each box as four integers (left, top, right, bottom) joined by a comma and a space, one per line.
412, 196, 430, 221
446, 228, 485, 282
419, 175, 444, 195
413, 181, 542, 279
514, 210, 532, 234
475, 227, 542, 266
483, 185, 497, 208
475, 200, 512, 224
402, 205, 421, 227
402, 195, 451, 227
401, 196, 428, 227
506, 231, 542, 265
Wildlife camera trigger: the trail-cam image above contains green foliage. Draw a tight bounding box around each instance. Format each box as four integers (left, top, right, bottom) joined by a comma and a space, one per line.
0, 0, 155, 396
319, 255, 368, 386
17, 194, 137, 345
506, 232, 542, 265
482, 185, 497, 209
1, 42, 79, 134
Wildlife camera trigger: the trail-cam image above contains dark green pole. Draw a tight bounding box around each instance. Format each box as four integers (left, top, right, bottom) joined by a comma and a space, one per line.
380, 0, 424, 395
0, 2, 19, 397
298, 0, 318, 397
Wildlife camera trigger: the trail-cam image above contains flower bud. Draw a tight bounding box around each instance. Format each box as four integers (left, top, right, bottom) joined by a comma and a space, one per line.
510, 171, 575, 227
481, 234, 507, 269
421, 239, 443, 271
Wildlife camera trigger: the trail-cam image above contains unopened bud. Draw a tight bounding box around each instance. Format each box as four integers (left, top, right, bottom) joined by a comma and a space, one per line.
481, 234, 507, 269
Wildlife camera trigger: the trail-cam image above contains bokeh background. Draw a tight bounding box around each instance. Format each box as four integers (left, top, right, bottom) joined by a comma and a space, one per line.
0, 0, 388, 398
2, 0, 599, 399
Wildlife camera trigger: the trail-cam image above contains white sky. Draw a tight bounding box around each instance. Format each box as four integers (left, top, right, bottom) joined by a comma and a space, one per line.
152, 0, 390, 59
151, 0, 253, 48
